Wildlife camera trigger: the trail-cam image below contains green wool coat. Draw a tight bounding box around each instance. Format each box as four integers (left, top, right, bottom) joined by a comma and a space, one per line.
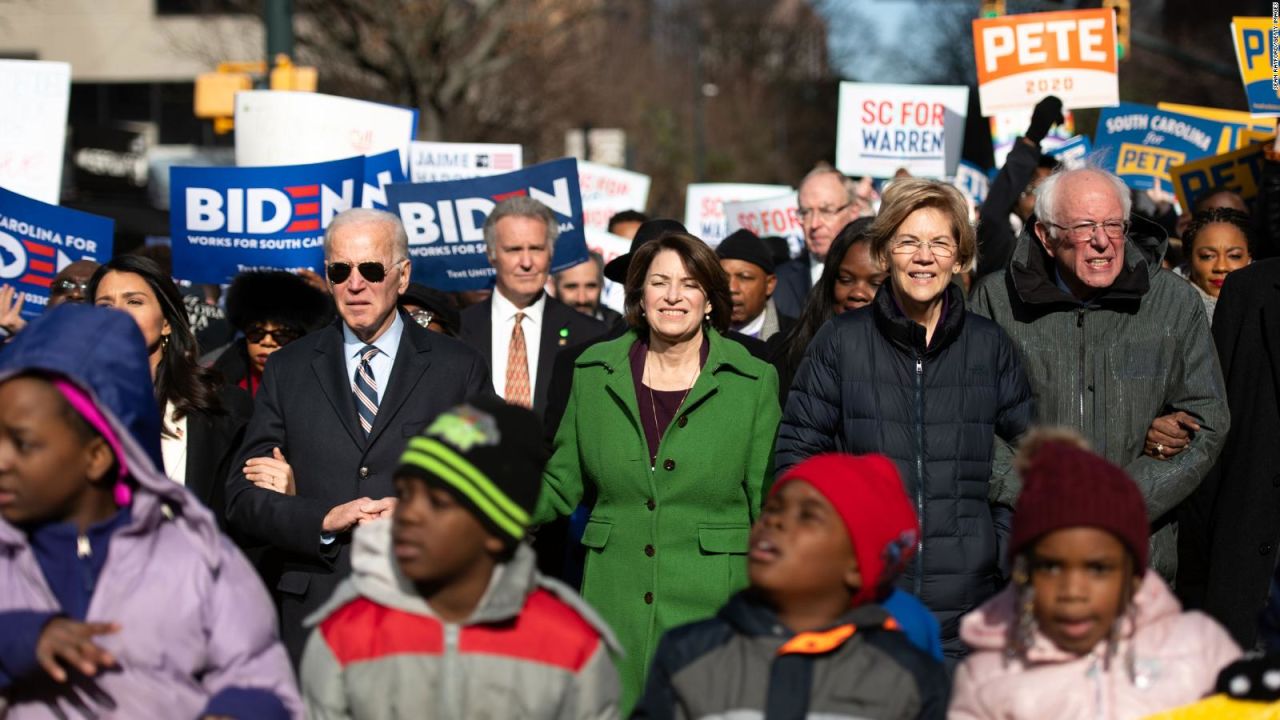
534, 329, 780, 712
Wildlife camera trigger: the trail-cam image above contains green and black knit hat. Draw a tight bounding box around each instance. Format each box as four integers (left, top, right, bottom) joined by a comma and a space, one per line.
396, 396, 547, 545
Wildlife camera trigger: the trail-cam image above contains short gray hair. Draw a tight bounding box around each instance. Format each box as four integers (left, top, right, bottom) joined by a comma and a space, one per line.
1034, 166, 1132, 231
483, 196, 560, 257
324, 208, 409, 262
799, 162, 860, 207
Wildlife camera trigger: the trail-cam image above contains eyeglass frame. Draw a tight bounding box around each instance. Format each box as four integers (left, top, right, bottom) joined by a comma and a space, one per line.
797, 201, 853, 222
889, 236, 959, 259
325, 258, 407, 285
1041, 219, 1130, 244
243, 323, 303, 345
50, 279, 91, 296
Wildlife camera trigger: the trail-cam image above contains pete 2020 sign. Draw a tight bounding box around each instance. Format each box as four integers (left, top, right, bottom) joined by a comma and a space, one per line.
835, 83, 969, 179
972, 8, 1118, 117
1232, 17, 1280, 117
1094, 103, 1230, 191
0, 184, 113, 319
169, 156, 364, 284
387, 158, 589, 292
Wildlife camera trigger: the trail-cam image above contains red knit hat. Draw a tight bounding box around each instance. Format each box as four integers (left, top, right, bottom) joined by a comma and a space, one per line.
1010, 440, 1149, 570
771, 453, 920, 607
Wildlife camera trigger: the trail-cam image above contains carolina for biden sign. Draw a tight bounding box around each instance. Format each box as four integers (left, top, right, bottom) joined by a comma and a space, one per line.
835, 83, 969, 179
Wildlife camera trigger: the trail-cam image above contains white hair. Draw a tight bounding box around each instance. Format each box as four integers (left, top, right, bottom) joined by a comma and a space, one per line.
482, 196, 560, 257
323, 208, 409, 261
1034, 165, 1132, 231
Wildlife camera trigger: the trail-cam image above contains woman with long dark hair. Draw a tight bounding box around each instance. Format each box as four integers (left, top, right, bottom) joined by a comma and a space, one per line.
90, 255, 251, 520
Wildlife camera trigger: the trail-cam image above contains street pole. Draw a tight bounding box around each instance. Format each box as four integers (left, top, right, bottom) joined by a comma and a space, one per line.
265, 0, 294, 62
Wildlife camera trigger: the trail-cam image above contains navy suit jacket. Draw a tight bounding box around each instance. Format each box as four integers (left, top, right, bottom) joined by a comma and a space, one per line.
772, 253, 814, 319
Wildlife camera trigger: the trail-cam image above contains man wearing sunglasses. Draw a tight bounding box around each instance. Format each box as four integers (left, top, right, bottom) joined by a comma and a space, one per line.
225, 207, 493, 663
459, 196, 606, 420
970, 166, 1228, 588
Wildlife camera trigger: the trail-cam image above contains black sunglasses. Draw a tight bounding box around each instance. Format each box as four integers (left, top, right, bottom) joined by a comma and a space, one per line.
51, 279, 90, 296
245, 324, 303, 345
326, 260, 402, 285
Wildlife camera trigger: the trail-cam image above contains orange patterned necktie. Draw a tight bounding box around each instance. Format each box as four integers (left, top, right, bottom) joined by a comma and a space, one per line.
505, 312, 532, 408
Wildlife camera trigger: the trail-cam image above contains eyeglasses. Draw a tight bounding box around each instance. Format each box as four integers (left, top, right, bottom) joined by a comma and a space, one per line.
797, 202, 852, 222
1044, 220, 1129, 243
890, 237, 958, 259
326, 259, 404, 285
245, 324, 303, 345
51, 279, 89, 296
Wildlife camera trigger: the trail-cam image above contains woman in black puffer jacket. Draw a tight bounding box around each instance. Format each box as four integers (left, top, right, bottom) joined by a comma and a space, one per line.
776, 178, 1033, 666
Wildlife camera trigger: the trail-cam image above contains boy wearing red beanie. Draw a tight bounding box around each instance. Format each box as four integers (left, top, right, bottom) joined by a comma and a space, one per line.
632, 453, 947, 719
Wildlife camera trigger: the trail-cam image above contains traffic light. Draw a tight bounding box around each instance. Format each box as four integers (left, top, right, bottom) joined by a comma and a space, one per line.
1103, 0, 1131, 61
980, 0, 1005, 18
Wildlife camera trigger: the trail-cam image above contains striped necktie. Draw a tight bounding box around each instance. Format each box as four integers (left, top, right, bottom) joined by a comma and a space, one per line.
353, 345, 380, 436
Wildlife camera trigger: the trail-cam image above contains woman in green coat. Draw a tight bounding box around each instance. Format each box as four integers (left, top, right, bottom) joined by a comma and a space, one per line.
535, 231, 780, 712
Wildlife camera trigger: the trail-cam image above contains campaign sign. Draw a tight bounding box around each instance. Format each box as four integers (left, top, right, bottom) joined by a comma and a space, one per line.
1171, 142, 1267, 214
409, 141, 523, 183
684, 184, 793, 246
1232, 17, 1280, 117
169, 156, 364, 284
1158, 103, 1277, 153
235, 91, 416, 171
0, 184, 113, 320
972, 8, 1118, 116
0, 60, 71, 205
361, 149, 408, 210
387, 158, 588, 292
1095, 103, 1230, 191
723, 192, 804, 258
1049, 135, 1094, 170
836, 83, 970, 179
951, 161, 990, 206
579, 161, 650, 231
990, 108, 1076, 168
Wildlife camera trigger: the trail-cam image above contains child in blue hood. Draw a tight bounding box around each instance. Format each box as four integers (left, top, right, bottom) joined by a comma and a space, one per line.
0, 304, 300, 719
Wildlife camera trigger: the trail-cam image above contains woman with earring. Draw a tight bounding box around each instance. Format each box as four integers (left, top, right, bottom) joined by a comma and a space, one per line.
90, 255, 252, 525
534, 232, 780, 713
776, 179, 1033, 667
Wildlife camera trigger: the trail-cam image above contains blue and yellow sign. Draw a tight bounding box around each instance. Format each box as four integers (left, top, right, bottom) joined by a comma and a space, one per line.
1233, 16, 1280, 117
1170, 142, 1267, 214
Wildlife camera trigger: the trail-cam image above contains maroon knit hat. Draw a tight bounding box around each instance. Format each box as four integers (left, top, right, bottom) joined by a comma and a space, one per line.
771, 453, 920, 606
1010, 440, 1149, 570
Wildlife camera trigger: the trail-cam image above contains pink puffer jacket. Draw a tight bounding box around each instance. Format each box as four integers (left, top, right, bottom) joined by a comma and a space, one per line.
949, 571, 1241, 720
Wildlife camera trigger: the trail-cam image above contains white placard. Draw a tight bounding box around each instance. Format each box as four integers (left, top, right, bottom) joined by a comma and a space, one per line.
723, 192, 804, 258
235, 90, 416, 171
685, 183, 792, 246
579, 161, 650, 230
836, 82, 970, 179
0, 60, 71, 204
584, 227, 632, 314
409, 141, 523, 183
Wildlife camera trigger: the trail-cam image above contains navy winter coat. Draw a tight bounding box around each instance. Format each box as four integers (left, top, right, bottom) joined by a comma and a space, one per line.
776, 283, 1033, 658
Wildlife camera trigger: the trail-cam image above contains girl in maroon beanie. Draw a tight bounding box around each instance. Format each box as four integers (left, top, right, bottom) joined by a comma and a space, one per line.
950, 431, 1240, 720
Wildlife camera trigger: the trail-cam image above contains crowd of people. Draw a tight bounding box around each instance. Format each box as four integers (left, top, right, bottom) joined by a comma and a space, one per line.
2, 94, 1280, 719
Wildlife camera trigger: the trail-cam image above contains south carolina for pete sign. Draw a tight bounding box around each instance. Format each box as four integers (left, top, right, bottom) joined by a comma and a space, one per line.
1095, 103, 1230, 191
973, 8, 1118, 117
835, 83, 969, 179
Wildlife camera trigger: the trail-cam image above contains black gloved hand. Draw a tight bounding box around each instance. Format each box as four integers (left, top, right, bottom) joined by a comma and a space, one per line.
1025, 96, 1065, 145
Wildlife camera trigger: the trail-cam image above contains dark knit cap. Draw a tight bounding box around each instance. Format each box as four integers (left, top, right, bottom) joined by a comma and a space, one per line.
225, 270, 332, 332
396, 396, 546, 544
603, 218, 687, 283
1010, 440, 1149, 570
715, 229, 776, 274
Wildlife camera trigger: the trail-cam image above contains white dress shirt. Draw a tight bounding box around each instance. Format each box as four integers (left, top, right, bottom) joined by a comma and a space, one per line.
736, 310, 766, 339
161, 400, 188, 486
490, 290, 545, 401
809, 253, 825, 286
342, 311, 405, 402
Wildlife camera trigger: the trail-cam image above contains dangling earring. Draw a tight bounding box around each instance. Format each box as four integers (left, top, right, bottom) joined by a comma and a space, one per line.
162, 334, 170, 349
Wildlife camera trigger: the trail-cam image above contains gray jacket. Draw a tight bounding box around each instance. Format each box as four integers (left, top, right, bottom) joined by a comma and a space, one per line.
970, 219, 1228, 581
